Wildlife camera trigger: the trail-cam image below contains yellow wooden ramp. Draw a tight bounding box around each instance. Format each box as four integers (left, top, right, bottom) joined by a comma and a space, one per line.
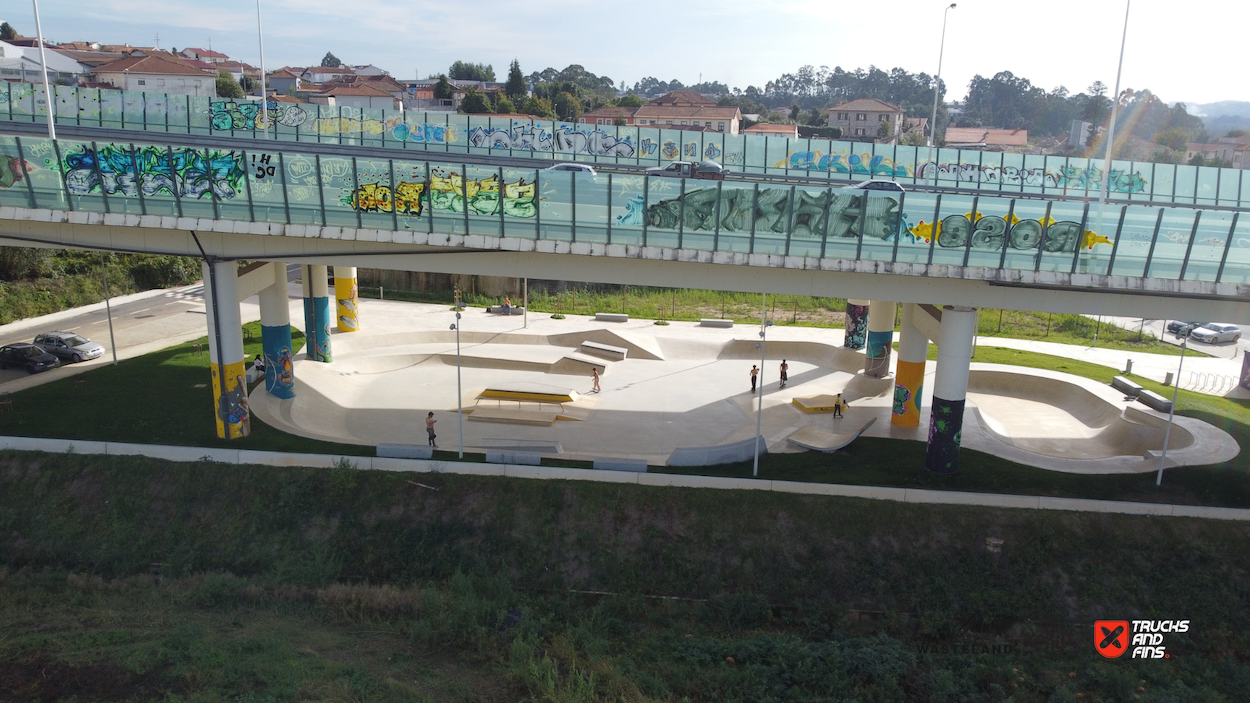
481, 387, 579, 404
467, 407, 559, 425
791, 395, 848, 413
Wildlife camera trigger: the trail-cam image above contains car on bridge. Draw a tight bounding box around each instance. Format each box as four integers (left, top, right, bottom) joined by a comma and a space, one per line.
843, 179, 906, 193
33, 332, 106, 363
542, 163, 597, 180
1166, 320, 1206, 338
0, 343, 60, 374
645, 161, 730, 181
1189, 323, 1242, 344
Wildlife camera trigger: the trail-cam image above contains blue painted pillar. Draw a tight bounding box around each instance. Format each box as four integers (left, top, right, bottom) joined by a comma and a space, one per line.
925, 306, 977, 474
259, 263, 295, 399
301, 264, 332, 362
864, 300, 896, 378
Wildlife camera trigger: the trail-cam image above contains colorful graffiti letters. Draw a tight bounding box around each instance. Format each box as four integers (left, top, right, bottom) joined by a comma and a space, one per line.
346, 172, 538, 219
393, 122, 458, 144
60, 144, 246, 199
465, 125, 635, 157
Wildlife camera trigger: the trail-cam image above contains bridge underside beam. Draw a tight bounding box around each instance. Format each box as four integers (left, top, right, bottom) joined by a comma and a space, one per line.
2, 211, 1247, 323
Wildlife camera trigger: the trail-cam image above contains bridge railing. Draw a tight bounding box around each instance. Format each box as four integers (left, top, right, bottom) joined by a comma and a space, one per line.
3, 81, 1249, 209
2, 134, 1247, 286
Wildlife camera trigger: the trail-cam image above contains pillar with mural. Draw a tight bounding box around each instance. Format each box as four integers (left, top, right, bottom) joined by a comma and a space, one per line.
925, 306, 977, 473
864, 300, 896, 378
334, 265, 360, 333
892, 303, 927, 428
259, 263, 295, 399
843, 298, 869, 350
302, 265, 332, 362
202, 261, 249, 439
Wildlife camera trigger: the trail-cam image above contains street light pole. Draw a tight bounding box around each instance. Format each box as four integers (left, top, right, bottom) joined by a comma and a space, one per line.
451, 292, 464, 459
30, 0, 56, 140
1099, 0, 1131, 205
926, 3, 956, 186
1156, 335, 1185, 485
256, 0, 270, 139
753, 293, 767, 478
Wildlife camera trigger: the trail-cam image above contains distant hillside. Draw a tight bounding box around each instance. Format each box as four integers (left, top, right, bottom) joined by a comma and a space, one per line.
1183, 100, 1250, 117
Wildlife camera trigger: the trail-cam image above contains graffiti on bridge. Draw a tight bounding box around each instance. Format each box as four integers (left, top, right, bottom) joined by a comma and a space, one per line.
209, 100, 308, 130
915, 162, 1147, 193
0, 156, 33, 189
346, 170, 538, 219
905, 212, 1112, 252
465, 125, 635, 157
783, 152, 909, 178
391, 122, 459, 144
57, 144, 246, 199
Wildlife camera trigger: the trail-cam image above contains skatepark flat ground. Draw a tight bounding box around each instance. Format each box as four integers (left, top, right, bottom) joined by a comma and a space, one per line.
249, 298, 1240, 474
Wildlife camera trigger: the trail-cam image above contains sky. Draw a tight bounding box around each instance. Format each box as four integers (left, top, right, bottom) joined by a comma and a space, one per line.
7, 0, 1247, 110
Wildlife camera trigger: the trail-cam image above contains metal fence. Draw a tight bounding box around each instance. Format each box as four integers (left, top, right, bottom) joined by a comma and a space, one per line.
3, 81, 1249, 208
2, 134, 1247, 286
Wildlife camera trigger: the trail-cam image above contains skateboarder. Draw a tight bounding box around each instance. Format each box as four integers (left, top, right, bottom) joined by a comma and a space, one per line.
779, 359, 789, 388
833, 393, 846, 418
425, 412, 437, 447
750, 365, 759, 393
592, 368, 601, 393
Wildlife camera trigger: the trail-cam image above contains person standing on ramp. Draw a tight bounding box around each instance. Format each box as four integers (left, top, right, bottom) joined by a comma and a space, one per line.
425, 412, 437, 447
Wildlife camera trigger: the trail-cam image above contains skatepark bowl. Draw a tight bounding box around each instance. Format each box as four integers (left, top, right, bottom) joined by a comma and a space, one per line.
248, 320, 1238, 473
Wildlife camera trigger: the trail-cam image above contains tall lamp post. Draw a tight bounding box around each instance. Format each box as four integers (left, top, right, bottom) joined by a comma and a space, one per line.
31, 0, 56, 139
255, 0, 270, 139
450, 297, 464, 459
753, 294, 770, 478
1098, 0, 1131, 205
926, 3, 956, 187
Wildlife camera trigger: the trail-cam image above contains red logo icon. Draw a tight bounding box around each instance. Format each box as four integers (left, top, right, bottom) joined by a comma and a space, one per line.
1095, 620, 1130, 658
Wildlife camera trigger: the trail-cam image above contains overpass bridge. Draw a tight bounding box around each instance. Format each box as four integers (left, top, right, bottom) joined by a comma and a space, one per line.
1, 125, 1246, 473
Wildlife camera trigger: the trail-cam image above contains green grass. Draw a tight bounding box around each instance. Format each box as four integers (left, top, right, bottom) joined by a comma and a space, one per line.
4, 453, 1250, 701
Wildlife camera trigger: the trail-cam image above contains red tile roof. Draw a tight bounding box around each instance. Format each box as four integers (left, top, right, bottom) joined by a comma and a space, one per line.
944, 127, 1029, 146
829, 98, 902, 113
320, 84, 393, 97
92, 53, 213, 76
744, 123, 799, 135
646, 90, 717, 107
184, 47, 228, 59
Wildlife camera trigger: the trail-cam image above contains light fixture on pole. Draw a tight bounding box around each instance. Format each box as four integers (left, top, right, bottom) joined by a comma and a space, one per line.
1099, 0, 1131, 205
450, 299, 464, 459
753, 293, 770, 478
926, 3, 956, 187
1156, 334, 1185, 485
30, 0, 56, 140
256, 0, 270, 139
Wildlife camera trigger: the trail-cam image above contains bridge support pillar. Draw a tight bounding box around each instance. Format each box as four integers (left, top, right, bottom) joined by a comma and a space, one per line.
892, 303, 927, 428
925, 306, 977, 473
202, 261, 249, 440
301, 265, 332, 362
334, 265, 360, 333
843, 299, 869, 350
259, 264, 295, 400
864, 300, 896, 378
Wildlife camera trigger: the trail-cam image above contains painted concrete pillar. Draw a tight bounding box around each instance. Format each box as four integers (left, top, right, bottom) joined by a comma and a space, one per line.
302, 265, 332, 362
892, 303, 927, 428
925, 306, 978, 474
202, 261, 249, 439
864, 300, 896, 378
843, 298, 869, 350
259, 264, 295, 399
334, 265, 360, 333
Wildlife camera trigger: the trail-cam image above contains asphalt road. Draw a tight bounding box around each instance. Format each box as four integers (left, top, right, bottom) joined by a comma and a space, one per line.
1092, 316, 1250, 361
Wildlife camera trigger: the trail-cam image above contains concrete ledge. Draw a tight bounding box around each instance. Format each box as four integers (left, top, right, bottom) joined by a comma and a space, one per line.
377, 443, 435, 460
238, 450, 367, 469
771, 481, 909, 501
593, 457, 649, 472
108, 442, 240, 464
506, 465, 639, 484
1170, 505, 1250, 521
485, 451, 541, 465
667, 437, 767, 467
1112, 376, 1143, 397
904, 488, 1041, 510
595, 312, 629, 322
638, 473, 769, 491
0, 436, 107, 454
1138, 389, 1174, 413
1037, 496, 1174, 516
579, 341, 628, 361
699, 318, 734, 328
487, 306, 526, 315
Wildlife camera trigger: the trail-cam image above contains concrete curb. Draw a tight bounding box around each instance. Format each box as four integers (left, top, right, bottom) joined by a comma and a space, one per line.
3, 435, 1249, 521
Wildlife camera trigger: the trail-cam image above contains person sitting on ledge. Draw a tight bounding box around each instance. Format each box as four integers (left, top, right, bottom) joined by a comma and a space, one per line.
501, 296, 513, 313
253, 353, 265, 374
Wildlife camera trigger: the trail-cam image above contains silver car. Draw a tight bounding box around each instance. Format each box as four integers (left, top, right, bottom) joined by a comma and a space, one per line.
1188, 323, 1242, 344
542, 163, 597, 180
843, 179, 905, 192
33, 331, 106, 363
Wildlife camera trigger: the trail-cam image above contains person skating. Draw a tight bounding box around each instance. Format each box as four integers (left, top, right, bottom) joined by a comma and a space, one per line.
425, 412, 437, 447
750, 365, 759, 393
779, 359, 789, 388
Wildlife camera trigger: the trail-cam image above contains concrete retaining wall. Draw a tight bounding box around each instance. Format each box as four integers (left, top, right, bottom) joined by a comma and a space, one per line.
3, 435, 1248, 521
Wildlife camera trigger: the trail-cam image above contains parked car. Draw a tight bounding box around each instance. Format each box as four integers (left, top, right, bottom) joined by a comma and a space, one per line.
843, 179, 905, 192
1189, 323, 1242, 344
645, 160, 730, 180
0, 343, 60, 374
33, 331, 105, 363
542, 163, 597, 179
1166, 320, 1206, 338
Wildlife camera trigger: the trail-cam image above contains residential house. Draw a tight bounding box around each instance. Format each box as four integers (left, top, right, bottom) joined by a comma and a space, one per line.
322, 74, 407, 105
313, 84, 399, 110
0, 40, 87, 83
400, 79, 461, 112
350, 64, 389, 77
51, 48, 125, 69
943, 127, 1029, 150
1194, 135, 1250, 169
825, 98, 904, 142
578, 106, 635, 127
179, 48, 228, 64
266, 67, 303, 94
90, 52, 215, 96
743, 123, 798, 138
300, 66, 356, 85
1184, 142, 1221, 163
632, 91, 741, 134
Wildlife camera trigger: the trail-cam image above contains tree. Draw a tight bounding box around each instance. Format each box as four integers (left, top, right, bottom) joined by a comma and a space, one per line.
433, 75, 452, 101
449, 61, 495, 82
877, 117, 892, 139
553, 91, 582, 121
239, 75, 258, 93
1153, 127, 1189, 152
900, 130, 927, 146
0, 22, 17, 41
321, 52, 341, 68
460, 89, 493, 114
505, 59, 526, 99
522, 96, 555, 119
1149, 148, 1184, 164
215, 71, 244, 99
616, 94, 645, 108
495, 96, 516, 115
789, 104, 800, 121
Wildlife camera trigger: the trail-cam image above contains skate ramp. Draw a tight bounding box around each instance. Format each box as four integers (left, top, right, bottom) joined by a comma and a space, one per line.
548, 329, 664, 360
720, 339, 864, 373
787, 417, 878, 452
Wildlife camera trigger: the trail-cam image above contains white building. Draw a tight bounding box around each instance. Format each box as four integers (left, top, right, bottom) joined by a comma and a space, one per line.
90, 52, 215, 96
0, 40, 86, 83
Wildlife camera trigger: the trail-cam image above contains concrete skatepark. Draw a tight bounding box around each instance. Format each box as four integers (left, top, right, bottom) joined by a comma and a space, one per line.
248, 296, 1239, 474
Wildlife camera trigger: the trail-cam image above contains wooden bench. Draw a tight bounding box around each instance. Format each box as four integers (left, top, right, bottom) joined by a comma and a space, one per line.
1137, 389, 1173, 413
1111, 376, 1143, 397
595, 312, 628, 322
699, 318, 733, 328
579, 341, 628, 361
